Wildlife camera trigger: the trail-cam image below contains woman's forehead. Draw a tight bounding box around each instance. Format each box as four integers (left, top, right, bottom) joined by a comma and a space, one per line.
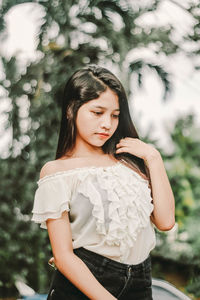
87, 89, 119, 110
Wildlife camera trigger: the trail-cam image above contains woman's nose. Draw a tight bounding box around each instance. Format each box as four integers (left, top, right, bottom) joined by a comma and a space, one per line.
100, 116, 112, 129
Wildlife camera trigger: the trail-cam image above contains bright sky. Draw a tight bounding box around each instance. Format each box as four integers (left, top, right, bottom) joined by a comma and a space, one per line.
0, 1, 200, 156
131, 59, 200, 152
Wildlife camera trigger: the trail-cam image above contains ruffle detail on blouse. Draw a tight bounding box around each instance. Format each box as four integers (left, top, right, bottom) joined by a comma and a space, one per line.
32, 176, 72, 229
31, 162, 153, 261
75, 164, 153, 262
77, 176, 106, 236
32, 165, 120, 229
32, 203, 70, 229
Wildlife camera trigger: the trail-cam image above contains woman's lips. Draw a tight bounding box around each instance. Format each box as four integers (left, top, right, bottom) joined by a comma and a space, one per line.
96, 133, 109, 139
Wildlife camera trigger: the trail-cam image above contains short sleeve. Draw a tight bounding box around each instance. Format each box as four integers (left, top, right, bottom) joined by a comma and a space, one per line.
31, 174, 71, 229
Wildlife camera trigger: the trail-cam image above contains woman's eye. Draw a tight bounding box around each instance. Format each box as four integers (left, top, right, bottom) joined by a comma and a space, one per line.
93, 111, 102, 115
92, 111, 119, 118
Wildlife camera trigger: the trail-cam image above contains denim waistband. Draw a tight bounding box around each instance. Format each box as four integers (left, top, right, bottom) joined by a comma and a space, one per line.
73, 247, 151, 274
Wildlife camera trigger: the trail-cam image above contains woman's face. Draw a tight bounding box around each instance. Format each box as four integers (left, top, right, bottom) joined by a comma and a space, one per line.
75, 87, 120, 148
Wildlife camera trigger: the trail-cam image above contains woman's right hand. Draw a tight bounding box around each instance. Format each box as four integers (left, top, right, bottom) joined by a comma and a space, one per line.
48, 256, 57, 269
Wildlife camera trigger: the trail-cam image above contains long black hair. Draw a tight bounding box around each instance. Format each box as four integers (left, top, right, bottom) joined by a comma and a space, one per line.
55, 65, 150, 180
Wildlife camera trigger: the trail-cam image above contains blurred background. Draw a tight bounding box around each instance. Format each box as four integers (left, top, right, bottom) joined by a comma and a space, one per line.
0, 0, 200, 299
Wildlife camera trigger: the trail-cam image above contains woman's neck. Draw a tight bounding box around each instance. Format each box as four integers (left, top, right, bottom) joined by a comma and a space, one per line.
66, 142, 105, 159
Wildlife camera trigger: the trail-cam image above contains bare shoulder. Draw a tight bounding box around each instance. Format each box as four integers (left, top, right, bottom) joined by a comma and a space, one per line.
39, 160, 61, 179
39, 157, 85, 179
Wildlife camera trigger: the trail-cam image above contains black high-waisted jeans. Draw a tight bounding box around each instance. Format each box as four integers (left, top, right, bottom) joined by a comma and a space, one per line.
47, 247, 153, 300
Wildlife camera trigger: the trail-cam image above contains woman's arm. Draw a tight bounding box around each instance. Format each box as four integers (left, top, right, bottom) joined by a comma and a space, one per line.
144, 151, 175, 231
47, 211, 117, 300
116, 138, 175, 231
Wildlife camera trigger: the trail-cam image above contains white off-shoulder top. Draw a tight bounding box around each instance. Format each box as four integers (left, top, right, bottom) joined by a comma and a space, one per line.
32, 161, 156, 264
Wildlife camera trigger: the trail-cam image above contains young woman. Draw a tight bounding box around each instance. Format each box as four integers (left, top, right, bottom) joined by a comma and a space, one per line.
32, 65, 175, 300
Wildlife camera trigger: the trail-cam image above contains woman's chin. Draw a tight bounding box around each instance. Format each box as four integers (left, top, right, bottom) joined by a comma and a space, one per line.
88, 140, 107, 148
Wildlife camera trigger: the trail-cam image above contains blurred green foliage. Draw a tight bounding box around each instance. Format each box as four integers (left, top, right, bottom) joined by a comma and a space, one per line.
0, 0, 200, 298
152, 114, 200, 297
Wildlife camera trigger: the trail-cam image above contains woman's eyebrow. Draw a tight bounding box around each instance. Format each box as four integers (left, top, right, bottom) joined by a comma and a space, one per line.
91, 105, 120, 111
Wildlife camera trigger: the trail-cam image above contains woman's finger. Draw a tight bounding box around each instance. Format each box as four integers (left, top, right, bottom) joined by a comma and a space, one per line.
116, 140, 129, 147
115, 146, 129, 153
